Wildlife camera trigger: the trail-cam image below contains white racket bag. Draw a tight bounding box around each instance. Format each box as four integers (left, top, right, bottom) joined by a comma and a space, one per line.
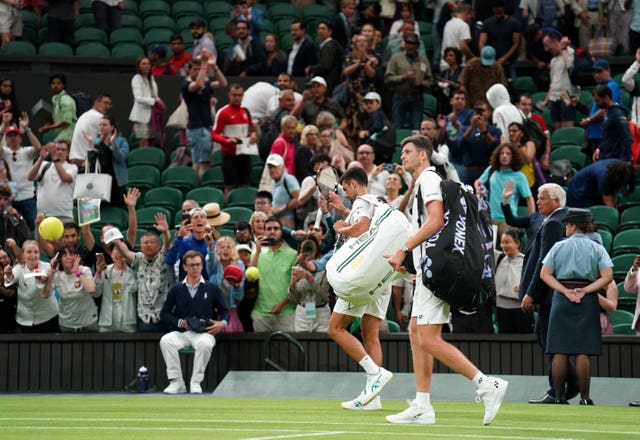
327, 196, 411, 305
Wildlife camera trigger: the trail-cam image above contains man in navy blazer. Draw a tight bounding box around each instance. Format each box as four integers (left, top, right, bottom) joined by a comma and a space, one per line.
288, 20, 318, 78
518, 183, 578, 404
160, 250, 229, 394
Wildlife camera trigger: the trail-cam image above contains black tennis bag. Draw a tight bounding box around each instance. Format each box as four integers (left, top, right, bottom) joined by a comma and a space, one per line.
419, 175, 495, 311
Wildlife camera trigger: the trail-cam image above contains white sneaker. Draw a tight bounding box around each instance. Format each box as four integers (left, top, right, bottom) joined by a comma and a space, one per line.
341, 394, 382, 410
386, 399, 436, 424
163, 379, 187, 394
361, 367, 393, 406
190, 382, 202, 394
476, 377, 509, 425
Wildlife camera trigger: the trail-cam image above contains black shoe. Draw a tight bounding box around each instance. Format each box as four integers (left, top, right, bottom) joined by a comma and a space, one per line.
555, 399, 569, 404
629, 401, 640, 407
579, 399, 594, 405
529, 393, 556, 404
566, 385, 580, 400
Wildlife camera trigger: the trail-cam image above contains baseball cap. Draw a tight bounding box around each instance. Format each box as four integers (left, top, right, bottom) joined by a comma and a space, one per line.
364, 92, 381, 102
404, 33, 420, 45
4, 125, 20, 136
309, 76, 327, 87
236, 243, 252, 254
189, 17, 206, 27
223, 264, 244, 283
266, 153, 284, 167
592, 59, 610, 71
481, 46, 496, 66
149, 44, 167, 59
104, 228, 124, 245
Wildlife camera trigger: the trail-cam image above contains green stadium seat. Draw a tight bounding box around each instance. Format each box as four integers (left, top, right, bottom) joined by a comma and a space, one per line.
262, 19, 274, 34
219, 228, 236, 238
127, 165, 160, 193
143, 16, 176, 32
513, 76, 537, 96
75, 13, 95, 29
39, 42, 74, 56
423, 93, 437, 118
96, 206, 128, 229
251, 165, 263, 187
274, 19, 294, 38
109, 28, 144, 47
550, 145, 586, 170
176, 16, 194, 32
205, 1, 232, 19
144, 187, 184, 212
74, 28, 108, 46
395, 128, 414, 146
301, 4, 333, 20
185, 187, 224, 206
612, 230, 640, 256
111, 43, 145, 58
1, 41, 36, 55
227, 187, 258, 209
209, 17, 230, 33
589, 205, 619, 234
597, 229, 612, 255
269, 4, 299, 20
224, 207, 253, 224
202, 166, 225, 189
616, 281, 637, 314
121, 15, 143, 30
127, 146, 166, 169
619, 205, 640, 231
144, 29, 174, 48
20, 10, 39, 31
161, 166, 198, 193
172, 1, 203, 19
610, 309, 635, 327
76, 42, 110, 57
123, 0, 138, 15
138, 0, 171, 18
18, 27, 37, 45
613, 253, 636, 282
613, 323, 636, 335
136, 206, 172, 230
123, 228, 147, 251
213, 32, 233, 51
278, 33, 294, 53
551, 127, 585, 148
79, 0, 92, 13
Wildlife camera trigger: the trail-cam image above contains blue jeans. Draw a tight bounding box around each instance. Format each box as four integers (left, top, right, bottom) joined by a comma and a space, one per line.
392, 93, 423, 130
13, 197, 36, 231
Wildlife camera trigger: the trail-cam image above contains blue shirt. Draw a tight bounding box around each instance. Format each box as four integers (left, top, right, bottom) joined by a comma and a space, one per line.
566, 159, 618, 208
166, 235, 210, 281
478, 167, 531, 222
542, 233, 613, 281
589, 79, 620, 139
273, 172, 300, 220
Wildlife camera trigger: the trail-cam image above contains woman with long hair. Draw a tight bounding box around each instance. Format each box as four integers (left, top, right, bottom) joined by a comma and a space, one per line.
0, 78, 19, 124
206, 236, 244, 332
128, 57, 166, 147
244, 33, 287, 77
507, 122, 538, 191
436, 47, 463, 115
540, 208, 613, 405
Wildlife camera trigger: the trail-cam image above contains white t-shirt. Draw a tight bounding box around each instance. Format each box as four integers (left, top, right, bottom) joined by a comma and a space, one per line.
346, 195, 376, 225
54, 266, 98, 329
440, 17, 471, 71
367, 169, 412, 198
35, 160, 78, 218
3, 146, 37, 201
70, 108, 103, 160
7, 261, 58, 326
410, 167, 443, 269
241, 81, 277, 122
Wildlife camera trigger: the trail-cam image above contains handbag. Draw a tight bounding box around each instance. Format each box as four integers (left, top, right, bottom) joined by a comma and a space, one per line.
166, 100, 188, 130
73, 156, 113, 202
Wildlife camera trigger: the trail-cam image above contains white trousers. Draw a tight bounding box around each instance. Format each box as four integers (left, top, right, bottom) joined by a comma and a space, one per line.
159, 330, 216, 384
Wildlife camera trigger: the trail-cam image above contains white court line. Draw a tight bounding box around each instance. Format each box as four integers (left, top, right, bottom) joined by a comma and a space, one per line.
0, 417, 636, 437
241, 432, 344, 440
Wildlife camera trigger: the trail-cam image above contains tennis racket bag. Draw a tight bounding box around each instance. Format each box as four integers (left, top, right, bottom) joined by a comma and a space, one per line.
327, 196, 411, 306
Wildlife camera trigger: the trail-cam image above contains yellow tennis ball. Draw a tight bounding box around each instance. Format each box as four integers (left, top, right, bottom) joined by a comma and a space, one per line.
245, 267, 260, 282
38, 217, 64, 241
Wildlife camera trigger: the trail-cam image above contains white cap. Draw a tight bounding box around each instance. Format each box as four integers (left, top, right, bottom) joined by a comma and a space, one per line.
309, 76, 327, 87
266, 153, 284, 167
104, 227, 124, 245
364, 92, 381, 102
236, 243, 252, 253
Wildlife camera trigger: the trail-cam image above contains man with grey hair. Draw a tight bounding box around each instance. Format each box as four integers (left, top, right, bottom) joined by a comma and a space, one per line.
502, 182, 578, 404
269, 115, 298, 176
355, 144, 412, 198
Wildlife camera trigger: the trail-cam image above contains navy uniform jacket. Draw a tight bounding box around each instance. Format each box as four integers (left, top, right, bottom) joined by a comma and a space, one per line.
160, 281, 229, 331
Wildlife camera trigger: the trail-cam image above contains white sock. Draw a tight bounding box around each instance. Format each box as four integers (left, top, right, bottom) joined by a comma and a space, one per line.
472, 371, 490, 388
415, 392, 430, 407
358, 355, 380, 375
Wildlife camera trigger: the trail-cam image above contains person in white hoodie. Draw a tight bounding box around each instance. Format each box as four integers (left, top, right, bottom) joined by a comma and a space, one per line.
486, 83, 523, 142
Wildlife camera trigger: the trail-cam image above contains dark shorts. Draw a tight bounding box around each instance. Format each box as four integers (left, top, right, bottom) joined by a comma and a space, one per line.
221, 152, 252, 187
550, 100, 576, 123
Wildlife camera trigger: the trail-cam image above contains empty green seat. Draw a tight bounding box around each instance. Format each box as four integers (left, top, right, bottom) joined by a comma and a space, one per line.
144, 187, 184, 212
225, 207, 253, 224
144, 28, 173, 48
161, 166, 198, 193
185, 187, 224, 206
76, 42, 110, 57
96, 206, 128, 230
127, 165, 160, 192
513, 76, 537, 95
202, 166, 225, 189
172, 1, 203, 19
551, 127, 585, 148
205, 1, 232, 19
550, 145, 586, 170
613, 253, 637, 281
39, 42, 74, 56
613, 230, 640, 256
1, 41, 36, 55
423, 93, 437, 118
111, 43, 145, 58
139, 0, 171, 18
143, 16, 176, 32
589, 205, 619, 234
136, 206, 172, 230
227, 187, 258, 209
127, 147, 166, 169
110, 28, 144, 46
75, 27, 107, 46
619, 205, 640, 231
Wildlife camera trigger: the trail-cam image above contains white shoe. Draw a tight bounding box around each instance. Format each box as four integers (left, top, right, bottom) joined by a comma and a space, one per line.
341, 394, 382, 410
163, 379, 186, 394
476, 377, 509, 425
386, 399, 436, 424
361, 367, 393, 406
190, 382, 202, 394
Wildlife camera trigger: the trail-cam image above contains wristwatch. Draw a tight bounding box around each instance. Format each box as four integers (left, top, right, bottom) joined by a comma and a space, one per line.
401, 245, 410, 255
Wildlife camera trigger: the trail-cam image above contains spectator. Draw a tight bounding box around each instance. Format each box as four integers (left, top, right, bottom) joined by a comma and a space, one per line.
230, 0, 263, 39
486, 83, 524, 140
292, 76, 346, 129
436, 47, 464, 115
233, 221, 253, 247
69, 94, 112, 166
622, 48, 640, 125
159, 250, 229, 394
523, 24, 552, 90
2, 114, 41, 230
606, 0, 633, 54
85, 116, 129, 208
623, 254, 640, 337
168, 34, 192, 76
459, 46, 508, 108
479, 0, 521, 81
540, 208, 613, 405
386, 20, 427, 58
539, 32, 575, 129
46, 0, 75, 46
129, 57, 166, 148
115, 219, 175, 332
0, 78, 19, 124
211, 83, 256, 192
307, 21, 344, 94
229, 19, 266, 77
389, 3, 420, 37
0, 0, 21, 48
296, 152, 330, 229
95, 236, 137, 333
289, 235, 330, 332
437, 89, 475, 176
440, 4, 475, 71
244, 33, 287, 77
356, 143, 412, 197
0, 248, 16, 333
566, 159, 635, 208
507, 122, 538, 191
249, 217, 297, 332
183, 53, 228, 179
571, 0, 604, 48
92, 0, 123, 34
3, 240, 58, 333
43, 245, 98, 333
287, 20, 317, 77
495, 229, 533, 333
316, 110, 353, 165
420, 118, 461, 182
592, 85, 632, 162
206, 236, 244, 332
358, 1, 384, 31
267, 153, 300, 229
516, 93, 551, 170
631, 0, 640, 54
385, 33, 434, 130
266, 73, 303, 114
475, 143, 535, 240
27, 140, 78, 222
38, 73, 75, 142
296, 124, 319, 181
331, 0, 357, 49
521, 0, 563, 28
0, 185, 27, 248
253, 193, 271, 217
149, 45, 178, 76
190, 17, 217, 58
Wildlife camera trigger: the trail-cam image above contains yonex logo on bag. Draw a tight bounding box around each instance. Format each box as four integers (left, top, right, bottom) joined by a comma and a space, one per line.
453, 215, 466, 254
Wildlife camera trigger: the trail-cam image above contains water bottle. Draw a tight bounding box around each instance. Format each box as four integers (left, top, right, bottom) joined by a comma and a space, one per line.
137, 365, 149, 393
